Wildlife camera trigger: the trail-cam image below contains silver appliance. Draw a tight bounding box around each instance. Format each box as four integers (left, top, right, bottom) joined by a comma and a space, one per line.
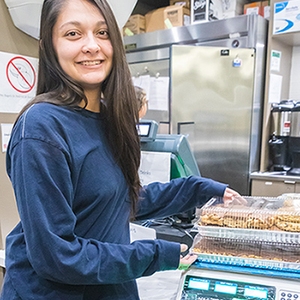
124, 14, 268, 195
269, 100, 294, 171
287, 102, 300, 176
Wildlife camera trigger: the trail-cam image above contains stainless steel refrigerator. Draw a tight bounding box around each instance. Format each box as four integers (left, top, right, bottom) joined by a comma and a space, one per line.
124, 14, 268, 195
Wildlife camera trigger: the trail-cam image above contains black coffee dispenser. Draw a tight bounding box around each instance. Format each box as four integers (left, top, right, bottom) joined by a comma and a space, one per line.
269, 100, 294, 171
288, 102, 300, 175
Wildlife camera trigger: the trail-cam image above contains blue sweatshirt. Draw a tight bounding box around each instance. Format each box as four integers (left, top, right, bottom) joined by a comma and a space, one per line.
1, 103, 226, 300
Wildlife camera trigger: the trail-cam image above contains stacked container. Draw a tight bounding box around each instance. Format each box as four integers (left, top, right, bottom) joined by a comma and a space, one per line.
191, 195, 300, 274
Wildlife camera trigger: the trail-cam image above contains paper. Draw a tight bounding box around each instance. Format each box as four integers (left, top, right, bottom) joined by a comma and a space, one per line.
132, 75, 151, 100
129, 223, 156, 242
139, 151, 171, 185
0, 51, 38, 113
268, 73, 282, 104
149, 76, 169, 111
270, 50, 281, 72
0, 250, 5, 267
132, 75, 169, 111
1, 123, 13, 152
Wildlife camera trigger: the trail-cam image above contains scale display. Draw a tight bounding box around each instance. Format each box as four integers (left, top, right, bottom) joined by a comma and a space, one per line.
180, 275, 276, 300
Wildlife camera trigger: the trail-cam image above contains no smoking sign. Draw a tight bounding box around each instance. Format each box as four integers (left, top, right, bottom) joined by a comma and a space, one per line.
6, 56, 36, 94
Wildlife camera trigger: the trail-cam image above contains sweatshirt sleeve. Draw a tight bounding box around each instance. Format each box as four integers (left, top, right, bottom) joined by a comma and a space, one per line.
136, 176, 227, 220
7, 137, 181, 285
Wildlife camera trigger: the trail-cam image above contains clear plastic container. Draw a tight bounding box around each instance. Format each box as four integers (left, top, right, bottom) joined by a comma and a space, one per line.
197, 196, 300, 242
197, 226, 300, 243
191, 234, 300, 273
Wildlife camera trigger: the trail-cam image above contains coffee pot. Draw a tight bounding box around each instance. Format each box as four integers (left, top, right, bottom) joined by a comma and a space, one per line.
269, 100, 294, 171
287, 101, 300, 175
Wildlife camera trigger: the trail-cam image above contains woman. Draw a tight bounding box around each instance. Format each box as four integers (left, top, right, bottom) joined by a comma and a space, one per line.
0, 0, 240, 299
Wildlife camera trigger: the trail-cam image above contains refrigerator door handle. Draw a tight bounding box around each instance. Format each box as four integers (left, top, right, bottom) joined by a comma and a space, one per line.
177, 122, 195, 134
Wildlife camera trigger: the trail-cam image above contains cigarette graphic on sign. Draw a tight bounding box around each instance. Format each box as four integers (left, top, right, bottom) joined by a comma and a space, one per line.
6, 56, 36, 93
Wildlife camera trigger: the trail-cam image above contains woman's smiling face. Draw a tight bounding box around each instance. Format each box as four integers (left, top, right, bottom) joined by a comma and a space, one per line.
52, 0, 113, 94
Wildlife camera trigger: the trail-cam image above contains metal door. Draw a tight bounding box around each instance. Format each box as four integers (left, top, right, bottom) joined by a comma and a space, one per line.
171, 45, 256, 194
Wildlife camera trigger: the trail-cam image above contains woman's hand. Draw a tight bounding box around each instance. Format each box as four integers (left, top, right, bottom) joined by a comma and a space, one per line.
178, 244, 197, 271
223, 187, 247, 206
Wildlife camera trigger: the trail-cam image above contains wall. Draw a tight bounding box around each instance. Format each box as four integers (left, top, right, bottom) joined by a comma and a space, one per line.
0, 2, 39, 56
290, 46, 300, 100
0, 1, 39, 250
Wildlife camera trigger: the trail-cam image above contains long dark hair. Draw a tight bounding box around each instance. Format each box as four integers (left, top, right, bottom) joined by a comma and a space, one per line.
18, 0, 141, 215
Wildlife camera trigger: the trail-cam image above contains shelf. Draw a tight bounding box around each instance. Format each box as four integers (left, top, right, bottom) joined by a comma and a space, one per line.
272, 31, 300, 46
250, 171, 300, 182
132, 0, 169, 15
138, 0, 169, 7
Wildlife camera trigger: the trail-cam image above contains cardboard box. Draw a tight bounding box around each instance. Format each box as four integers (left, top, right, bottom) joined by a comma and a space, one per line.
244, 1, 261, 15
123, 14, 145, 36
169, 0, 190, 9
261, 1, 270, 18
221, 0, 246, 14
145, 5, 190, 33
243, 1, 268, 17
191, 0, 246, 21
215, 0, 246, 19
264, 5, 270, 19
191, 0, 223, 23
273, 0, 300, 34
221, 10, 242, 19
192, 0, 209, 22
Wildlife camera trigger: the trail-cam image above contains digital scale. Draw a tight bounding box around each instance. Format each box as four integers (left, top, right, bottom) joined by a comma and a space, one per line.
176, 268, 300, 300
176, 195, 300, 300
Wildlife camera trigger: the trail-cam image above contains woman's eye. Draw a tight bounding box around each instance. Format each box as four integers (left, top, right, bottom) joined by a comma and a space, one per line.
66, 31, 78, 37
98, 30, 109, 39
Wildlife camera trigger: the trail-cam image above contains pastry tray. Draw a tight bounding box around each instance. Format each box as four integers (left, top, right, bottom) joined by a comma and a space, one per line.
191, 234, 300, 273
197, 226, 300, 243
197, 195, 300, 243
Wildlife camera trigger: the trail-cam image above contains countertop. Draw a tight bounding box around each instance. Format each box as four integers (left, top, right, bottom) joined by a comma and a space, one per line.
250, 171, 300, 181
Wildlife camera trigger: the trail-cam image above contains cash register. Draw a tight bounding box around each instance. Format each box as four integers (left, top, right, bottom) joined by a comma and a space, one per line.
137, 120, 200, 246
137, 120, 200, 180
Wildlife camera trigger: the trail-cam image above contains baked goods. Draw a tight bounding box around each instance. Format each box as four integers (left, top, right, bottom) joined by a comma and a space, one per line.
276, 220, 300, 232
199, 196, 300, 233
274, 199, 300, 231
200, 204, 226, 226
282, 193, 300, 208
194, 196, 300, 273
192, 236, 300, 264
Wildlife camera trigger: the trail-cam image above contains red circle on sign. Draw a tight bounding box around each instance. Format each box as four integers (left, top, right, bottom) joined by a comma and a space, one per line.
6, 56, 37, 94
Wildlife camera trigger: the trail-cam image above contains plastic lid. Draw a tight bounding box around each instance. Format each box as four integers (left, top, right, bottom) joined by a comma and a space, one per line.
199, 196, 300, 233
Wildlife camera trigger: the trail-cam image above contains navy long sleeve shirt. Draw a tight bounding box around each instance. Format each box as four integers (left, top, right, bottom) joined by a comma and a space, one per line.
1, 103, 226, 299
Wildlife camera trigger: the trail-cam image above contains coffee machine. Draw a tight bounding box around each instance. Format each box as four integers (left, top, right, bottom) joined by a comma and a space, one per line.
269, 100, 294, 171
287, 101, 300, 175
